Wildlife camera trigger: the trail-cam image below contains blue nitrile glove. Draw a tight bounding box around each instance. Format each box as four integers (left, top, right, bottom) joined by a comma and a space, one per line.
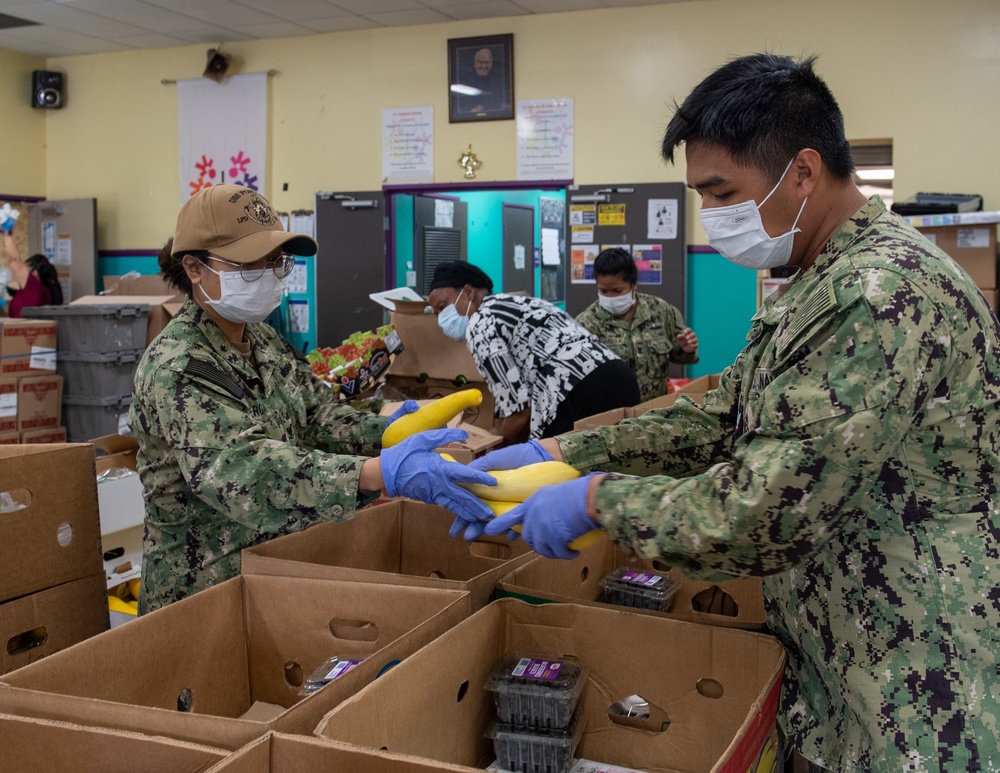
0, 216, 13, 234
384, 399, 419, 428
484, 473, 602, 560
451, 440, 554, 540
467, 439, 553, 472
380, 427, 497, 525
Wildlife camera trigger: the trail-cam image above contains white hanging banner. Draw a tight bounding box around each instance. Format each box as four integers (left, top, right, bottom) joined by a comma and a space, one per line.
178, 72, 267, 203
516, 98, 574, 181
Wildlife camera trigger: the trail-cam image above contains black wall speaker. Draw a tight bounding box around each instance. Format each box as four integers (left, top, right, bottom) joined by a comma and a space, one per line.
32, 70, 63, 109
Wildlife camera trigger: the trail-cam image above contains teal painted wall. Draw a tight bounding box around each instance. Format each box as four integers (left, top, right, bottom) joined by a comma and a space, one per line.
685, 249, 757, 378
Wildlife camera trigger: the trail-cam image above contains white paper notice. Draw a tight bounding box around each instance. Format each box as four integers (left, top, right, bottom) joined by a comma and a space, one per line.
382, 106, 434, 184
286, 259, 308, 295
647, 199, 678, 240
288, 299, 310, 333
0, 392, 16, 417
513, 244, 525, 270
29, 346, 57, 371
571, 225, 594, 244
55, 235, 72, 266
290, 212, 314, 239
517, 98, 574, 181
435, 198, 454, 228
541, 228, 561, 266
957, 227, 990, 249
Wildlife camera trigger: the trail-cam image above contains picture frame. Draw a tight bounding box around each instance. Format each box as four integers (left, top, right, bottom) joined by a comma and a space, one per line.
448, 34, 514, 123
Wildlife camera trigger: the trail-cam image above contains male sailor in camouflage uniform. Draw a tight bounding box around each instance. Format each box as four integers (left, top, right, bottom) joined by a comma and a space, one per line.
473, 54, 1000, 771
130, 185, 495, 614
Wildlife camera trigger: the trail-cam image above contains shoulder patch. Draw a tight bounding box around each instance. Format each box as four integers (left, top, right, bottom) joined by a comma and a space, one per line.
775, 278, 837, 359
183, 359, 245, 399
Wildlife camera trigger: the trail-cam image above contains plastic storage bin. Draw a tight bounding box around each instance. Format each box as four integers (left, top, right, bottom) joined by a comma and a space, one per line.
488, 656, 587, 730
298, 655, 366, 697
24, 304, 149, 353
488, 708, 585, 773
63, 394, 131, 442
57, 349, 143, 397
600, 567, 679, 613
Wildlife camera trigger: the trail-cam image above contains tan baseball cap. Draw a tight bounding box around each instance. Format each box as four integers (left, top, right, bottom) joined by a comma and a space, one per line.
172, 185, 318, 263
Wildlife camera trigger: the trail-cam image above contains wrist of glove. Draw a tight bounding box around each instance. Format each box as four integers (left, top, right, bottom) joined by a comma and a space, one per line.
384, 399, 419, 429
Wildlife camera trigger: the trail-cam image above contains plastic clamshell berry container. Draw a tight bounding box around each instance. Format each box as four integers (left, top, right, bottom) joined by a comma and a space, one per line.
488, 656, 587, 730
488, 707, 585, 773
298, 655, 365, 697
600, 567, 679, 612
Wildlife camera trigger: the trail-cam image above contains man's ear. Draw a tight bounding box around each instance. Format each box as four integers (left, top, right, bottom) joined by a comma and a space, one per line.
794, 149, 822, 197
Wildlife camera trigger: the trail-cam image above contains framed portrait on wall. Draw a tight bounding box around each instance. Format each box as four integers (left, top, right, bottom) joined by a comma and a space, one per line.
448, 34, 514, 123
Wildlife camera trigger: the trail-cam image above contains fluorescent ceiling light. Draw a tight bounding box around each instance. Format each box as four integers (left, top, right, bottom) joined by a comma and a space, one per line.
856, 167, 895, 181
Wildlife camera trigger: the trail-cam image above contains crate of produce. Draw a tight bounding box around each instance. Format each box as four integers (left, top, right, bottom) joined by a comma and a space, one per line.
488, 655, 588, 730
57, 349, 144, 397
600, 567, 679, 613
23, 304, 149, 353
63, 393, 131, 442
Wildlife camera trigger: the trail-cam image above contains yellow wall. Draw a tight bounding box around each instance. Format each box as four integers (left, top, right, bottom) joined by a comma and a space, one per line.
0, 47, 47, 197
15, 0, 1000, 249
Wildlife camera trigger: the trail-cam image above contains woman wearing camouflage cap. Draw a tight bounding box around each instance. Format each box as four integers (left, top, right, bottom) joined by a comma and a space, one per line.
129, 185, 494, 614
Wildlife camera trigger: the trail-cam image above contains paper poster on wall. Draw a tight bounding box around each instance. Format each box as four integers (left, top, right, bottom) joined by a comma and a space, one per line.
571, 245, 600, 283
571, 225, 594, 244
569, 204, 595, 225
513, 244, 526, 270
648, 199, 678, 239
177, 72, 267, 203
288, 299, 310, 334
632, 244, 663, 285
41, 221, 56, 262
287, 259, 308, 295
598, 203, 625, 226
382, 106, 434, 184
290, 212, 315, 240
55, 235, 72, 266
435, 199, 455, 228
516, 98, 574, 180
541, 228, 561, 266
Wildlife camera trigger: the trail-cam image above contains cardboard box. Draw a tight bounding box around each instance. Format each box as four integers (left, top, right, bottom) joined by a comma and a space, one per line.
384, 300, 495, 431
0, 573, 108, 674
379, 400, 503, 462
917, 223, 997, 289
0, 376, 17, 433
0, 430, 19, 444
315, 599, 785, 773
102, 523, 143, 589
103, 273, 177, 297
70, 294, 183, 346
0, 711, 228, 773
92, 433, 139, 474
204, 731, 475, 773
242, 499, 534, 612
0, 574, 469, 750
20, 426, 67, 443
0, 318, 57, 376
0, 444, 103, 604
16, 373, 62, 432
573, 374, 723, 431
496, 537, 767, 630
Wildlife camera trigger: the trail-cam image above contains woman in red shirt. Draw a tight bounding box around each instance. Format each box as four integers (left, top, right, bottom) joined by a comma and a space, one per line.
2, 232, 63, 317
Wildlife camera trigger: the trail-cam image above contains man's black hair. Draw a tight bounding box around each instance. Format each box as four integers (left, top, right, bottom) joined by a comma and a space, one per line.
662, 53, 854, 182
593, 247, 638, 284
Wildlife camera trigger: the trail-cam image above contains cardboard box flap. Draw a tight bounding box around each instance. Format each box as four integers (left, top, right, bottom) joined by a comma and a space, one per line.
92, 433, 139, 474
102, 274, 182, 298
387, 301, 484, 382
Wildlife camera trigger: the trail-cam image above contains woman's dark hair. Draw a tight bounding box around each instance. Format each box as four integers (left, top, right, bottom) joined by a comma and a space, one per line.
593, 248, 638, 284
25, 253, 63, 305
159, 237, 209, 296
429, 260, 494, 292
662, 53, 854, 182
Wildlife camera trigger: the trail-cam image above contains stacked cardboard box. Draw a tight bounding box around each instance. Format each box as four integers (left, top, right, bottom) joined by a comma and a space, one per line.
0, 444, 107, 675
905, 210, 1000, 313
0, 319, 65, 443
573, 373, 722, 431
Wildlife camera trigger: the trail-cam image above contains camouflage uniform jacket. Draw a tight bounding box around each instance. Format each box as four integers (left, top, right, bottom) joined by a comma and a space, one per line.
576, 292, 698, 401
129, 299, 385, 614
558, 197, 1000, 771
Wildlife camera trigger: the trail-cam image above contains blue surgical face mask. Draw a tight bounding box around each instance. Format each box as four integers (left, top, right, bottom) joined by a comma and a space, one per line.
438, 289, 472, 341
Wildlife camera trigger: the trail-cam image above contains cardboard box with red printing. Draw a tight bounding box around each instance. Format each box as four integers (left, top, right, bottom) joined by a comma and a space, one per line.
0, 431, 18, 444
574, 373, 723, 431
0, 377, 17, 433
0, 318, 57, 376
496, 536, 767, 630
383, 299, 495, 431
20, 425, 67, 443
315, 598, 785, 773
204, 731, 475, 773
243, 499, 534, 613
0, 443, 103, 604
0, 573, 469, 750
16, 373, 62, 432
0, 573, 108, 674
1, 711, 228, 773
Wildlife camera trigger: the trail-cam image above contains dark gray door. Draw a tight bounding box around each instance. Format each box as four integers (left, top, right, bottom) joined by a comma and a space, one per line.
502, 203, 534, 296
26, 197, 98, 301
314, 190, 386, 347
413, 195, 468, 295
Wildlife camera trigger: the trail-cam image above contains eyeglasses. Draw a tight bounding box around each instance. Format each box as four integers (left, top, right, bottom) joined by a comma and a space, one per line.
207, 254, 296, 281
